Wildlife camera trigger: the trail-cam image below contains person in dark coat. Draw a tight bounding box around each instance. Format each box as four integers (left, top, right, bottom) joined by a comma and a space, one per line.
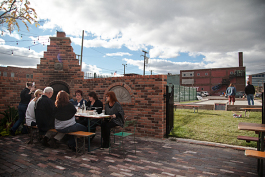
86, 91, 103, 140
101, 91, 124, 148
10, 82, 35, 136
35, 87, 64, 147
245, 81, 255, 105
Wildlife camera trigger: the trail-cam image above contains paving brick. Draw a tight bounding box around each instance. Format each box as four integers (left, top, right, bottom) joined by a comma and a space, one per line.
0, 134, 264, 176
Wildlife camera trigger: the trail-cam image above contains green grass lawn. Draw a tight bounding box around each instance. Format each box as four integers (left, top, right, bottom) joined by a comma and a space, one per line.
170, 109, 263, 148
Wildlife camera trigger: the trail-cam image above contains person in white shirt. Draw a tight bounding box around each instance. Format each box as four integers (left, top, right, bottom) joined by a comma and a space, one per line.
26, 89, 43, 126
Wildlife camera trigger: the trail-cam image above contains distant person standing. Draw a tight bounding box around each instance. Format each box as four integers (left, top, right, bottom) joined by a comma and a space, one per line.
10, 82, 35, 136
226, 83, 236, 105
245, 81, 255, 105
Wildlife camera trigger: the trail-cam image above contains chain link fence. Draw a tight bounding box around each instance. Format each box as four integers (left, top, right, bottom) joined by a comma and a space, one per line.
173, 85, 197, 102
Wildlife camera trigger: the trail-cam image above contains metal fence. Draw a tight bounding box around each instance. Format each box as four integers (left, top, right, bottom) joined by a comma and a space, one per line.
173, 85, 197, 102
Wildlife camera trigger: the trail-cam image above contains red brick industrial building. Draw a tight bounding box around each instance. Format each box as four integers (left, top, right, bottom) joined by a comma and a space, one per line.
180, 52, 246, 96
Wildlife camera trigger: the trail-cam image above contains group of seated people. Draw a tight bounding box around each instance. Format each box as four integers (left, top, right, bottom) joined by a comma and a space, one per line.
26, 87, 124, 151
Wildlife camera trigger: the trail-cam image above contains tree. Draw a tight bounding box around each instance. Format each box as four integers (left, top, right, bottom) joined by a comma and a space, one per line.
0, 0, 39, 33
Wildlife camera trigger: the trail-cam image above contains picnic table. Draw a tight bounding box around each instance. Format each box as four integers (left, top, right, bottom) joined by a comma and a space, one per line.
174, 104, 200, 113
75, 113, 110, 152
238, 122, 265, 176
239, 108, 262, 117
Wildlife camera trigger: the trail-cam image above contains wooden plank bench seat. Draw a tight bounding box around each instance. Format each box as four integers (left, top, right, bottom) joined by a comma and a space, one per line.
237, 135, 259, 143
245, 150, 265, 159
48, 129, 95, 155
174, 104, 200, 113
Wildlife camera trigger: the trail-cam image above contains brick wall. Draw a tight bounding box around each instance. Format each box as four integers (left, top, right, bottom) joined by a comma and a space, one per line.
0, 66, 35, 78
0, 32, 168, 139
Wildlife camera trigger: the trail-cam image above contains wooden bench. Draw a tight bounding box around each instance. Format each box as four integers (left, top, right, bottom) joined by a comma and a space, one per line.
240, 108, 262, 117
237, 135, 259, 143
245, 150, 265, 176
245, 150, 265, 159
174, 104, 200, 113
48, 129, 95, 155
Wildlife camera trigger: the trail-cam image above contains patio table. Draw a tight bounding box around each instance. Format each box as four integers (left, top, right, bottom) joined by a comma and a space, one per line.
238, 122, 265, 176
75, 113, 110, 152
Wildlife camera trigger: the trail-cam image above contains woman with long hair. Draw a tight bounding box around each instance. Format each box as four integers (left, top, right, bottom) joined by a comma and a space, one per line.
85, 91, 103, 141
54, 90, 87, 151
101, 91, 124, 148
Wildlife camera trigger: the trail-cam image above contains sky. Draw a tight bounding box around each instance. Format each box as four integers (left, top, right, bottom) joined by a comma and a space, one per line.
0, 0, 265, 77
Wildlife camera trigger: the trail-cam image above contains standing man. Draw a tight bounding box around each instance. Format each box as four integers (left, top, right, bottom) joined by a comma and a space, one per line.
10, 82, 35, 136
245, 81, 255, 105
226, 83, 236, 105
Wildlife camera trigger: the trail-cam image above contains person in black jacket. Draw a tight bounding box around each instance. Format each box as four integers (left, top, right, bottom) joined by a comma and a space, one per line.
86, 92, 103, 139
10, 82, 35, 136
245, 81, 255, 105
35, 87, 64, 147
54, 91, 87, 151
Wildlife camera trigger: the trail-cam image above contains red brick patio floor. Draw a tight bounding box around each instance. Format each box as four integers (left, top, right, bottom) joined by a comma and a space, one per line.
0, 133, 261, 177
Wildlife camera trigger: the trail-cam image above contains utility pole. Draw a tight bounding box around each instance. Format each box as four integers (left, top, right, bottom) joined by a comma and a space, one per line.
141, 50, 148, 75
150, 70, 153, 75
122, 64, 127, 76
80, 30, 84, 69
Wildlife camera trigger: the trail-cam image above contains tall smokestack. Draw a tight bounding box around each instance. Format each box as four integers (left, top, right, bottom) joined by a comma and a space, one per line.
239, 52, 243, 67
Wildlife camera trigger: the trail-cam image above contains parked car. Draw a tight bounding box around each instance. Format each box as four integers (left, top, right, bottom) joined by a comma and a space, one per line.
197, 92, 206, 97
196, 95, 203, 100
201, 91, 209, 96
235, 91, 245, 98
255, 93, 262, 98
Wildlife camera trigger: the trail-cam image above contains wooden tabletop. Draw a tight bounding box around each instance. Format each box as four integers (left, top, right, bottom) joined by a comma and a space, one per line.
238, 122, 265, 132
240, 108, 262, 110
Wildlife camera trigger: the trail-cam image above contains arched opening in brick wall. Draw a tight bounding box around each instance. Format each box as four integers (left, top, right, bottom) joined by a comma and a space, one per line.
50, 81, 69, 101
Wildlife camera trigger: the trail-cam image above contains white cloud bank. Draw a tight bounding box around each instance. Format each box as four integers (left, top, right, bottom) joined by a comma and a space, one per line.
1, 0, 264, 75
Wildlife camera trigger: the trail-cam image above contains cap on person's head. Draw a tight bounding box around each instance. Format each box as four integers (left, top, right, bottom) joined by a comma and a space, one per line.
44, 87, 53, 93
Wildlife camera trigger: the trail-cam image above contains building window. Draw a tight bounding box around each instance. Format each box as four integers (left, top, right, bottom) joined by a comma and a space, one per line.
183, 74, 186, 76
26, 74, 29, 78
190, 73, 192, 76
230, 71, 233, 74
11, 72, 14, 77
201, 88, 204, 90
205, 73, 208, 76
3, 72, 7, 77
197, 73, 200, 76
31, 74, 33, 78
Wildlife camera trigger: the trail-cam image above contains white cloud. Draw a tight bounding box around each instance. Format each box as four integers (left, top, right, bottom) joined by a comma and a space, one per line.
0, 45, 42, 68
105, 52, 132, 57
1, 0, 263, 75
123, 58, 205, 75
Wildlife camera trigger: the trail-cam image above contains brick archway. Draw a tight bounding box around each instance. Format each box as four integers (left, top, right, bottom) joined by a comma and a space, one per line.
49, 81, 70, 101
104, 82, 135, 105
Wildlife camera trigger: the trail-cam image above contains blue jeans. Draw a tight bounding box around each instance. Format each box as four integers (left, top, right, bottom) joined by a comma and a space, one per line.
11, 103, 27, 133
56, 123, 87, 147
247, 94, 254, 105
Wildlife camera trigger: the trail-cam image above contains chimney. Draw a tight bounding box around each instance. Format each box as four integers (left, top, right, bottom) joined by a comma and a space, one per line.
57, 31, 66, 37
238, 52, 243, 67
